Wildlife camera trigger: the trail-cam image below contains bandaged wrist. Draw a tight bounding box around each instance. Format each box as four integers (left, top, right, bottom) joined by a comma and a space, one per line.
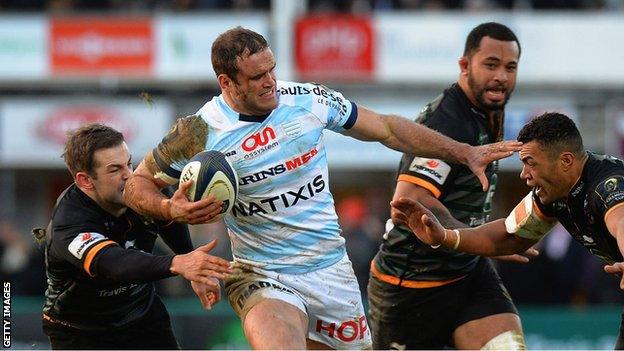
441, 229, 460, 250
505, 192, 556, 240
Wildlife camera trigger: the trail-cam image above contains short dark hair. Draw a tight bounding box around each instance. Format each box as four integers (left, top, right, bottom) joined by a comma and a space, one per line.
211, 26, 269, 83
464, 22, 521, 58
517, 112, 584, 159
63, 123, 125, 177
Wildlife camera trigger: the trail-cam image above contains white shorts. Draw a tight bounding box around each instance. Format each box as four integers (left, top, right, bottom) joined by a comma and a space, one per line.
225, 254, 372, 349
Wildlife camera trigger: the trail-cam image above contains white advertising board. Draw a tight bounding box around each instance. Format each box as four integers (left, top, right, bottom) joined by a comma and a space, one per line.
375, 13, 624, 86
154, 14, 269, 81
0, 98, 173, 167
0, 16, 47, 79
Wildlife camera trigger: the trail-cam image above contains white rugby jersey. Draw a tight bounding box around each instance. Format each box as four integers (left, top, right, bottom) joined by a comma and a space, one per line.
191, 80, 358, 273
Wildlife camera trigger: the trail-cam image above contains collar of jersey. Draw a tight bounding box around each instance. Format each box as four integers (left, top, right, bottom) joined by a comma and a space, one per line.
216, 95, 271, 123
451, 83, 489, 120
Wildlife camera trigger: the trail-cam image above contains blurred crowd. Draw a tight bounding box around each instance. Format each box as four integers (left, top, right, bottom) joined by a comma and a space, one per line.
0, 0, 622, 12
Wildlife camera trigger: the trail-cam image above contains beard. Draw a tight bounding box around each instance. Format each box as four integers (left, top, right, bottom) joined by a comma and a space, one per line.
468, 72, 513, 111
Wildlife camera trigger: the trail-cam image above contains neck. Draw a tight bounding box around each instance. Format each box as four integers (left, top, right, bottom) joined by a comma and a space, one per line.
457, 78, 480, 108
564, 152, 589, 195
222, 89, 243, 114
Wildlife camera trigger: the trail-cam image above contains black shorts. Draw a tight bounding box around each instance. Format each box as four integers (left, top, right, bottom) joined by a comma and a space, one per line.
42, 296, 179, 350
367, 257, 518, 350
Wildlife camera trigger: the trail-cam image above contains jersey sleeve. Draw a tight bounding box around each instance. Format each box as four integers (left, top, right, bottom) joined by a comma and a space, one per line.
396, 105, 469, 198
592, 175, 624, 221
50, 223, 118, 277
144, 114, 209, 185
302, 83, 357, 132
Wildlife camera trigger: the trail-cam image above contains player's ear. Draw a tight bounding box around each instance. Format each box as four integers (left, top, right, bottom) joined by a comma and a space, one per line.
458, 56, 469, 76
75, 171, 95, 190
560, 152, 574, 171
217, 74, 234, 91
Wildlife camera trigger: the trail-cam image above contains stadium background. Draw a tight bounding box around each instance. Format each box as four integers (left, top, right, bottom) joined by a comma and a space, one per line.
1, 0, 624, 348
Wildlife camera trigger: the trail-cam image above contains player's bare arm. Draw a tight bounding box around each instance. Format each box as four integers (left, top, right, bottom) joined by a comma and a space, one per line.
394, 181, 536, 263
602, 205, 624, 289
344, 105, 522, 190
123, 116, 224, 224
391, 197, 537, 256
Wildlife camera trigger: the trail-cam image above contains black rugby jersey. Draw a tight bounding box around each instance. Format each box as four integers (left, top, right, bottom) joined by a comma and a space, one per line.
373, 84, 503, 282
43, 184, 190, 330
537, 152, 624, 265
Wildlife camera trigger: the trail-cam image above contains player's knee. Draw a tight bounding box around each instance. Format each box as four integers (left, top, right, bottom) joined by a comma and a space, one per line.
481, 330, 526, 350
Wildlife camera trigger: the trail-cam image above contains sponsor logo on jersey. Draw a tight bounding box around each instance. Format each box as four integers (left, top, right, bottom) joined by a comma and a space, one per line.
315, 315, 368, 342
408, 157, 451, 185
605, 178, 618, 192
570, 181, 585, 197
238, 148, 318, 186
235, 280, 296, 310
242, 126, 277, 152
68, 232, 107, 259
232, 174, 326, 217
426, 160, 439, 168
97, 283, 139, 297
240, 126, 280, 160
282, 120, 302, 138
279, 84, 348, 116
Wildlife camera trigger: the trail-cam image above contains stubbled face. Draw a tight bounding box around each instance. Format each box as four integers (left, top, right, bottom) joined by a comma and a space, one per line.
229, 48, 278, 116
464, 36, 519, 111
88, 142, 133, 212
519, 141, 568, 204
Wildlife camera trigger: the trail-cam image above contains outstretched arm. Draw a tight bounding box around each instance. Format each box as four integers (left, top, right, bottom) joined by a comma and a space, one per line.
391, 197, 538, 256
344, 105, 521, 190
393, 182, 537, 263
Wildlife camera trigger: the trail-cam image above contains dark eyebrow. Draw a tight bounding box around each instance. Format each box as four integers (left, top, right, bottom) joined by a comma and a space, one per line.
520, 156, 534, 163
106, 155, 132, 170
252, 63, 276, 79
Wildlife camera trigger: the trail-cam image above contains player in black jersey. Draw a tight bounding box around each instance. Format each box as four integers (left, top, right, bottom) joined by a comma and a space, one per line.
368, 22, 532, 350
39, 124, 232, 349
393, 112, 624, 349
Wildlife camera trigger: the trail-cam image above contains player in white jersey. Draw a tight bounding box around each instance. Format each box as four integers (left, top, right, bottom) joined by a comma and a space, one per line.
123, 26, 521, 349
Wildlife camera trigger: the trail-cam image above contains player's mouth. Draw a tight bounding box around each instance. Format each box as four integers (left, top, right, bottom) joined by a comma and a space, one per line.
259, 87, 275, 99
535, 186, 545, 197
484, 87, 506, 102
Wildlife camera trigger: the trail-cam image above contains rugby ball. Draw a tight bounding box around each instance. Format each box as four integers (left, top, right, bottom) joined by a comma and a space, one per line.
179, 150, 238, 222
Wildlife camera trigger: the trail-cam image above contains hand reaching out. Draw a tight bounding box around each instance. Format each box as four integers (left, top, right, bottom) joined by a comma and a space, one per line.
170, 240, 232, 285
191, 279, 221, 310
465, 140, 522, 191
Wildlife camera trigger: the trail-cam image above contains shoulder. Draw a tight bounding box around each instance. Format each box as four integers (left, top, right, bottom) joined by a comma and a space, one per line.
52, 187, 100, 228
276, 80, 351, 120
586, 154, 624, 208
277, 80, 348, 105
419, 92, 473, 143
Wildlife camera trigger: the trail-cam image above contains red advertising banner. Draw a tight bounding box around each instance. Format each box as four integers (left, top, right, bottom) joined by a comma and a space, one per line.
295, 16, 374, 81
50, 17, 153, 75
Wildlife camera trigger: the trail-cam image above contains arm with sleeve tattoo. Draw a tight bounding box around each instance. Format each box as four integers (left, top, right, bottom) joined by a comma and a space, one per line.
124, 116, 224, 224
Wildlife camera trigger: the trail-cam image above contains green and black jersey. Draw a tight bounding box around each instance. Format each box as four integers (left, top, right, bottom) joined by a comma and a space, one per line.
372, 83, 503, 284
43, 184, 192, 330
538, 152, 624, 265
